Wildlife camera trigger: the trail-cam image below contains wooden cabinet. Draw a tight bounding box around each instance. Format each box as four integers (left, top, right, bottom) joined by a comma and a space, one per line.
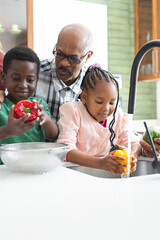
0, 0, 33, 53
27, 0, 33, 49
135, 0, 160, 81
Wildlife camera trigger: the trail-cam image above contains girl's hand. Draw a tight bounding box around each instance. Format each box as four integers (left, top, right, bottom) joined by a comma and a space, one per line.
114, 147, 137, 174
103, 146, 137, 175
101, 151, 129, 175
6, 105, 37, 136
130, 154, 137, 174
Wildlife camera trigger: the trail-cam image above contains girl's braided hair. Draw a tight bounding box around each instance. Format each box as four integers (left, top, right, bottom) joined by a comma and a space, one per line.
81, 64, 120, 148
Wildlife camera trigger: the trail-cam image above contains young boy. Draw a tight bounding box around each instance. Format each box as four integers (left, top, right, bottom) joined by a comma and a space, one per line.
0, 46, 59, 164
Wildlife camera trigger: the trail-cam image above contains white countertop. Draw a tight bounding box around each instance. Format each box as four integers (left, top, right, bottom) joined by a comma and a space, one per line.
0, 165, 160, 240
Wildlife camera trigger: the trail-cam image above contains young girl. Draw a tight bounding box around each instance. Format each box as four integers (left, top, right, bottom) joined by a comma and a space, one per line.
57, 64, 141, 175
0, 46, 58, 164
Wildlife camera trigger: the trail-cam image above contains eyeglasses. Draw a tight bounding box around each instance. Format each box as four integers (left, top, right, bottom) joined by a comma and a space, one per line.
53, 46, 89, 65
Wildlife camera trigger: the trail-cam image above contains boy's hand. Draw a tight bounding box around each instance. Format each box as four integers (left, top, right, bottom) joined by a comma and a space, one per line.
32, 99, 58, 140
6, 105, 37, 136
33, 99, 49, 125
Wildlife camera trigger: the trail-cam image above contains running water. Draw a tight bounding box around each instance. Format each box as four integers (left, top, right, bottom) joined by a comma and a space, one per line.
121, 113, 133, 178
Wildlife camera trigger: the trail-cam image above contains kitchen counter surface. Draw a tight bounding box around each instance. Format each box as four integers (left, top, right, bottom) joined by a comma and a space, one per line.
0, 165, 160, 240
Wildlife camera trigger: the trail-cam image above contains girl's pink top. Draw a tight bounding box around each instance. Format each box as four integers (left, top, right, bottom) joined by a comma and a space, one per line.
57, 102, 140, 156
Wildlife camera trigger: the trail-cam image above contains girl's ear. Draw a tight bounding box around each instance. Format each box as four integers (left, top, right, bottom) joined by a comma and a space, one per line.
80, 91, 87, 104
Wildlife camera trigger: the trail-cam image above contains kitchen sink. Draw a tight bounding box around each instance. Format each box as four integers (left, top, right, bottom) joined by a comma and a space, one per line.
66, 156, 159, 178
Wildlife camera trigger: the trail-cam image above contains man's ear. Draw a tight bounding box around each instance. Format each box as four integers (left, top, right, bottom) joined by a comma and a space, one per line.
80, 91, 87, 104
85, 50, 93, 63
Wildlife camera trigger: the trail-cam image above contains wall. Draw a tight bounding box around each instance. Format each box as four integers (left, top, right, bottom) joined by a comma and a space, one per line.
78, 0, 157, 120
33, 0, 108, 69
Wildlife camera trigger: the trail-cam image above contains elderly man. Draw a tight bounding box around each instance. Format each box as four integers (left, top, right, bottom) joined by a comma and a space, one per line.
0, 23, 93, 122
34, 23, 93, 123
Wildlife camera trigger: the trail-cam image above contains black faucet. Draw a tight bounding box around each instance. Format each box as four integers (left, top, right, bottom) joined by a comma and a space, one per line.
128, 39, 160, 171
128, 39, 160, 114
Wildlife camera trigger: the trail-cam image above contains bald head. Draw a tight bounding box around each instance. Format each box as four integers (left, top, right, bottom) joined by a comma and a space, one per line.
55, 23, 93, 85
57, 23, 93, 53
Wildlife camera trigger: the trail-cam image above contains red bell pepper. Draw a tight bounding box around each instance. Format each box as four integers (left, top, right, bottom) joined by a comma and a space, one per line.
14, 100, 39, 122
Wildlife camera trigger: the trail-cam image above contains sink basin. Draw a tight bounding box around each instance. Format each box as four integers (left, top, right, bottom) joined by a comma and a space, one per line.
132, 156, 158, 177
66, 156, 159, 178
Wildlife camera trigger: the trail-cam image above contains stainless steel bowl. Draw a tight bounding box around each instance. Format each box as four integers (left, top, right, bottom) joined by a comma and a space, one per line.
0, 142, 69, 173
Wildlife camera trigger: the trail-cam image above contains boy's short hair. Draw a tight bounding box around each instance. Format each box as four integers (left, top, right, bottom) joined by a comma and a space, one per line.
3, 46, 40, 75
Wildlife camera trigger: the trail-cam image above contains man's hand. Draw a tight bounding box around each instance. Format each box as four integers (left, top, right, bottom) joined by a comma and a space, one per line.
140, 139, 160, 158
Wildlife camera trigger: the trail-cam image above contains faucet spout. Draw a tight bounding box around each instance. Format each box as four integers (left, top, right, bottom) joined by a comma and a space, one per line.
128, 40, 160, 172
128, 39, 160, 114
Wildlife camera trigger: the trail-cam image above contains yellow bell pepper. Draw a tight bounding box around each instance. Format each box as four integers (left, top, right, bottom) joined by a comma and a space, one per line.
113, 147, 132, 175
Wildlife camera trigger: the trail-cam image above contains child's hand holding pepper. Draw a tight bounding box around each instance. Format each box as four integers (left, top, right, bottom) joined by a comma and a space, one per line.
100, 152, 128, 175
1, 105, 38, 139
0, 99, 58, 141
111, 146, 137, 175
100, 145, 137, 175
32, 99, 50, 126
32, 99, 58, 139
